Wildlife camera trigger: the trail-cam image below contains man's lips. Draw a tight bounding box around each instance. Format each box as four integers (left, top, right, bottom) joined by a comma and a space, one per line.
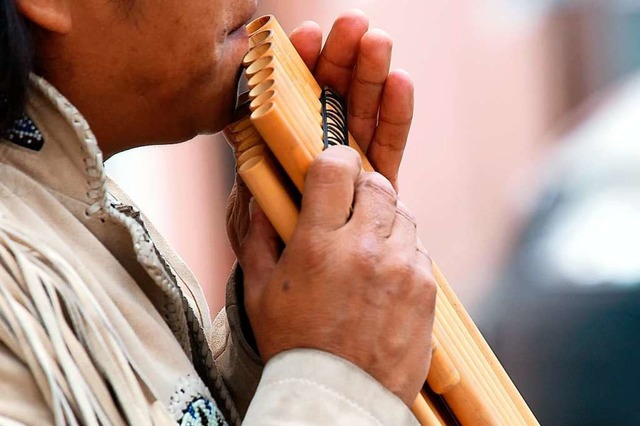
228, 4, 258, 36
229, 22, 246, 35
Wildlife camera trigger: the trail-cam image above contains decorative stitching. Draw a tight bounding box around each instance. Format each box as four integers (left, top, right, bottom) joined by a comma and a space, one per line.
30, 75, 192, 357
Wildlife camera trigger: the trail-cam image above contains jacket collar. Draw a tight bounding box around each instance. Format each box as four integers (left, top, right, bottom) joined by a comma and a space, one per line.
0, 75, 108, 218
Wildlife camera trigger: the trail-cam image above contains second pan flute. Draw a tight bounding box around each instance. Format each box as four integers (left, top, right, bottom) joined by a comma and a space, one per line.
224, 15, 539, 426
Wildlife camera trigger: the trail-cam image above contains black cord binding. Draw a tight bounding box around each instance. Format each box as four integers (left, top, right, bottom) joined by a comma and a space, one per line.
321, 86, 349, 150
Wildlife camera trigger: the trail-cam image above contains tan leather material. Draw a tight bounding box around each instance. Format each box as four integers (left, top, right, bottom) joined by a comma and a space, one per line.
0, 76, 418, 426
0, 78, 225, 425
209, 265, 263, 417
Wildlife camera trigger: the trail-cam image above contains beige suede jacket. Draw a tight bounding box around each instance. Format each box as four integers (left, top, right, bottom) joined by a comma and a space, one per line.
0, 76, 417, 426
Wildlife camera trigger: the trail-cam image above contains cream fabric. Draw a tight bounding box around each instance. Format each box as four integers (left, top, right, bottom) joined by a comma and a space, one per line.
0, 76, 417, 425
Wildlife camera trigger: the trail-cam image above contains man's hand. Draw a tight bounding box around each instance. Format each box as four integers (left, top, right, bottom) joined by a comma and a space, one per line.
240, 147, 436, 406
227, 9, 414, 255
226, 10, 433, 406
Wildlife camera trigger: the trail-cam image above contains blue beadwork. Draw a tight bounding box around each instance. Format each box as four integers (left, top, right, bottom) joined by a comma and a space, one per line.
180, 397, 227, 426
2, 113, 44, 151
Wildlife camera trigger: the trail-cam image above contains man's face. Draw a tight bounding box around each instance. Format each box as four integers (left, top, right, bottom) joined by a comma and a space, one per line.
37, 0, 258, 149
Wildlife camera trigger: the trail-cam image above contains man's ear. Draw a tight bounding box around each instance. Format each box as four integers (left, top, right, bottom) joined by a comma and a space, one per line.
15, 0, 71, 34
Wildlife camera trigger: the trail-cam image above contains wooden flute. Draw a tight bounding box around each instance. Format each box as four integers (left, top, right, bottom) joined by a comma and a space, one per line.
223, 15, 539, 426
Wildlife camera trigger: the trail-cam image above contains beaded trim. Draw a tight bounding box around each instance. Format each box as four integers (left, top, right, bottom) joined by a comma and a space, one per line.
2, 113, 45, 151
168, 374, 228, 426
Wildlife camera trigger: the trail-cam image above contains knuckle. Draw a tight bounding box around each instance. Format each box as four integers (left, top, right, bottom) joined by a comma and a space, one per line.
417, 269, 437, 301
388, 254, 414, 280
291, 230, 324, 264
396, 200, 417, 225
308, 157, 345, 183
358, 172, 396, 203
350, 235, 381, 270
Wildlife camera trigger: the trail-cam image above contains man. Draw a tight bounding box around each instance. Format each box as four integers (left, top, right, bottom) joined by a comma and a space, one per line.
0, 0, 436, 424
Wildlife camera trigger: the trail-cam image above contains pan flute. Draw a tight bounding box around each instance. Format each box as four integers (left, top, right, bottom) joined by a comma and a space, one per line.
223, 15, 539, 426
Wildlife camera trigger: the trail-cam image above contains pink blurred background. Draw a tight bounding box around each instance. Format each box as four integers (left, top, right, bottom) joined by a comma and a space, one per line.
106, 1, 621, 313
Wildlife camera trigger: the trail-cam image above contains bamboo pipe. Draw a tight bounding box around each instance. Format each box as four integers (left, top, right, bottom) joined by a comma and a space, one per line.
247, 16, 322, 99
223, 124, 264, 161
235, 134, 264, 156
248, 35, 321, 108
434, 266, 537, 424
432, 311, 502, 425
411, 394, 444, 426
427, 259, 518, 424
237, 145, 265, 168
226, 116, 496, 425
248, 65, 323, 140
426, 259, 519, 423
250, 102, 314, 192
250, 83, 323, 162
249, 66, 320, 126
226, 116, 254, 134
422, 237, 523, 423
249, 29, 273, 49
246, 33, 440, 422
246, 15, 273, 35
427, 336, 460, 395
244, 37, 373, 171
226, 122, 444, 424
233, 15, 541, 426
238, 154, 298, 243
434, 290, 521, 424
245, 46, 323, 132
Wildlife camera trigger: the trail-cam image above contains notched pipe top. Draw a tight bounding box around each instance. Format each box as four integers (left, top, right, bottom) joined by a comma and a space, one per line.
243, 42, 273, 67
248, 67, 275, 88
249, 29, 274, 48
237, 144, 265, 167
250, 89, 276, 112
246, 15, 274, 36
246, 56, 274, 78
226, 116, 253, 134
249, 79, 275, 101
251, 101, 275, 120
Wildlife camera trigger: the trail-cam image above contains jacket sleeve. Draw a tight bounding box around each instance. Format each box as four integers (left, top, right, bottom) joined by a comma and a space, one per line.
210, 264, 419, 425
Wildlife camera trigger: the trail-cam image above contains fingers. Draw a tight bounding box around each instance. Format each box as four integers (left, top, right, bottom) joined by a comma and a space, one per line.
348, 29, 393, 153
240, 199, 280, 289
226, 174, 253, 257
349, 172, 397, 238
314, 9, 369, 96
367, 70, 414, 191
289, 21, 323, 72
298, 146, 362, 231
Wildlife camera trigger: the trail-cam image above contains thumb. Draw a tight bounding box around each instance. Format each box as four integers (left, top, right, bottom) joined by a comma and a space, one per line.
239, 199, 280, 291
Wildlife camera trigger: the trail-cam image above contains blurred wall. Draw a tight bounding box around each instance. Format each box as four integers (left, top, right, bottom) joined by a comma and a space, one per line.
106, 136, 235, 313
107, 0, 571, 315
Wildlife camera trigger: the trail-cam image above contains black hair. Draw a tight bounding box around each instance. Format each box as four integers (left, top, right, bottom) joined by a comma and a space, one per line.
0, 0, 33, 133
